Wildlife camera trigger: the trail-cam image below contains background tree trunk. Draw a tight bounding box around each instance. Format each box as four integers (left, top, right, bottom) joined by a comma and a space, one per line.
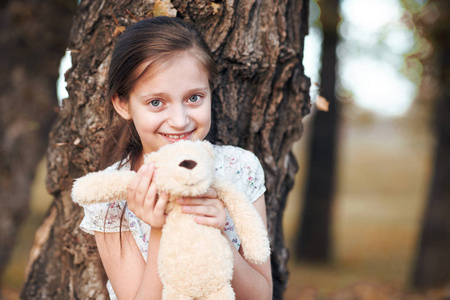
0, 0, 76, 290
294, 0, 340, 263
21, 0, 310, 298
412, 0, 450, 289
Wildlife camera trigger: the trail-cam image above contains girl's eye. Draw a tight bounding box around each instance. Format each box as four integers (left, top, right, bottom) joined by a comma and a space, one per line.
150, 100, 162, 107
188, 95, 201, 103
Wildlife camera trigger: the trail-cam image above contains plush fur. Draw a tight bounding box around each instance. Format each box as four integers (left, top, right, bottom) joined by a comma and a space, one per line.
72, 140, 270, 300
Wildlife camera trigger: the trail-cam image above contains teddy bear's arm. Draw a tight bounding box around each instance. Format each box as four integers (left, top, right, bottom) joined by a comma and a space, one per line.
72, 170, 136, 206
213, 180, 271, 264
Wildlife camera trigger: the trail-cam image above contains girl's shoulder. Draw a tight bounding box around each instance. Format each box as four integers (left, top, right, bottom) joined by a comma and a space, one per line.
212, 144, 263, 173
212, 144, 260, 165
212, 144, 265, 202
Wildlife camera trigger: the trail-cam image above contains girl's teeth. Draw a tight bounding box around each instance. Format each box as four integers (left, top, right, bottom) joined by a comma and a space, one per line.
166, 133, 187, 139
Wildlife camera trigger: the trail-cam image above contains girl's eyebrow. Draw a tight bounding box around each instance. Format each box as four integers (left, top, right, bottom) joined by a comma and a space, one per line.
182, 87, 210, 96
138, 87, 210, 99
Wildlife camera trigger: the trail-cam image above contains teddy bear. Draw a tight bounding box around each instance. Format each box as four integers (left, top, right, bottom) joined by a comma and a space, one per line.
72, 140, 271, 300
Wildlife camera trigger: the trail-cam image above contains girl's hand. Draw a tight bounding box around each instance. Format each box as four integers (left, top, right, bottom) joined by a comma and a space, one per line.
127, 163, 169, 229
177, 188, 226, 230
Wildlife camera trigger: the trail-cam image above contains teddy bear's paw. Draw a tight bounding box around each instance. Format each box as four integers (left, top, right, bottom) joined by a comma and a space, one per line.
242, 235, 271, 264
232, 216, 271, 264
72, 170, 136, 205
213, 180, 271, 264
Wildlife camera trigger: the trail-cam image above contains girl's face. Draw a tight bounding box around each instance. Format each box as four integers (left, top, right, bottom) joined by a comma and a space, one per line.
112, 53, 212, 154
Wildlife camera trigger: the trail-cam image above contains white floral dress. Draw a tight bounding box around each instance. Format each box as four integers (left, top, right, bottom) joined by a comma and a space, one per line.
79, 145, 266, 299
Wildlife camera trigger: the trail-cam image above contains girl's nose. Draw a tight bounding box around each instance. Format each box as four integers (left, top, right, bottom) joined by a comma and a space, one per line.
167, 104, 190, 129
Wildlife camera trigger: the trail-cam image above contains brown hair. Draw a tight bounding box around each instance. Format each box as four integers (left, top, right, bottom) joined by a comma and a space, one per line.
101, 16, 219, 171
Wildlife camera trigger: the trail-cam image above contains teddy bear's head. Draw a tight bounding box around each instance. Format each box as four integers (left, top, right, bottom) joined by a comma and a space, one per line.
145, 140, 215, 197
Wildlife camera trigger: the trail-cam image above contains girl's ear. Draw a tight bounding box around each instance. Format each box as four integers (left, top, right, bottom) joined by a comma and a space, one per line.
111, 94, 131, 120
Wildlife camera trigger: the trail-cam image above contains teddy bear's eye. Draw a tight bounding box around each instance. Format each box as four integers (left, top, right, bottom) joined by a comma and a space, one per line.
179, 160, 197, 170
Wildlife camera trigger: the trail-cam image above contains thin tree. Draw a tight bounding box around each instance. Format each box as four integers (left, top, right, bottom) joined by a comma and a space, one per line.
0, 0, 76, 289
412, 0, 450, 289
21, 0, 311, 298
295, 0, 340, 262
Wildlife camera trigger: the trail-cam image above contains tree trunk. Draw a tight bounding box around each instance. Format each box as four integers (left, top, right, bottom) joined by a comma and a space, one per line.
0, 0, 76, 289
21, 0, 310, 298
294, 0, 339, 263
412, 0, 450, 289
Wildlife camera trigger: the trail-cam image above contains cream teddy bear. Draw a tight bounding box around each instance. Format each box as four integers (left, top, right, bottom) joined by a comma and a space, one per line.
72, 140, 270, 300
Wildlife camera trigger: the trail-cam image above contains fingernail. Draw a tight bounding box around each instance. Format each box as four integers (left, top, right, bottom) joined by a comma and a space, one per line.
182, 206, 190, 212
177, 198, 185, 204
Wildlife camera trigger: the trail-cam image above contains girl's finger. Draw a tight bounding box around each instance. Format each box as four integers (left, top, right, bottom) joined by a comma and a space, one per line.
177, 197, 222, 206
134, 164, 155, 204
127, 165, 147, 203
143, 179, 158, 210
181, 204, 220, 217
198, 188, 217, 199
193, 216, 224, 229
154, 191, 169, 216
177, 198, 205, 206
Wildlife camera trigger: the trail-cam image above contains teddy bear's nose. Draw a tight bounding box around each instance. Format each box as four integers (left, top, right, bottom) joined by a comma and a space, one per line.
179, 160, 197, 170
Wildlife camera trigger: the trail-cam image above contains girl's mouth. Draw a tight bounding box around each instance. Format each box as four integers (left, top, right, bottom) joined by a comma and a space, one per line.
160, 131, 193, 142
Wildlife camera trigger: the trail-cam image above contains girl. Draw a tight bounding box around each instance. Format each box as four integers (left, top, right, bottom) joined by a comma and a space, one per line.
79, 16, 272, 299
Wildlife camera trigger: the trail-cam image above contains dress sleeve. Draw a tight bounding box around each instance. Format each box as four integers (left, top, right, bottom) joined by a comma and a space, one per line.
79, 201, 131, 235
238, 150, 266, 203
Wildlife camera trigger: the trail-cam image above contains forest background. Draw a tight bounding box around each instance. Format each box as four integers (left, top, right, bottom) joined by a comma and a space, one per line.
1, 0, 449, 299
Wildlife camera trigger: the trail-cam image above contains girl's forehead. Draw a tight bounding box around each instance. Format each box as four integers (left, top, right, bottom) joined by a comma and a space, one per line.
131, 53, 210, 96
135, 52, 208, 83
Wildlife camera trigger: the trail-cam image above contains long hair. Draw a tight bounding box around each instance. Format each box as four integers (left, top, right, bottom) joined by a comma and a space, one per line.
101, 16, 219, 171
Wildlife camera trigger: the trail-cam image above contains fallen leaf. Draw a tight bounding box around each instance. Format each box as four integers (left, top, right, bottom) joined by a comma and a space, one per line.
210, 3, 220, 15
113, 25, 126, 37
151, 0, 177, 17
315, 95, 329, 112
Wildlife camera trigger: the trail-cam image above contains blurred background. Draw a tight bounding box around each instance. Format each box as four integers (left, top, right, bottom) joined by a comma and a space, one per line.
1, 0, 449, 299
282, 0, 450, 298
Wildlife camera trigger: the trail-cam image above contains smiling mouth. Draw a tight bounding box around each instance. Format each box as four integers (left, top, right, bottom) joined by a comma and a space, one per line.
161, 131, 193, 140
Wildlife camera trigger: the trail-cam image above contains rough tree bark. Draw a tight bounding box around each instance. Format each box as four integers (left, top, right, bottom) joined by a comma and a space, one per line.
412, 0, 450, 289
0, 0, 76, 289
294, 0, 340, 263
21, 0, 310, 298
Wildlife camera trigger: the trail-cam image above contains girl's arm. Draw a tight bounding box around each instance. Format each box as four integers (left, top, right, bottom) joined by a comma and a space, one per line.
95, 229, 163, 300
